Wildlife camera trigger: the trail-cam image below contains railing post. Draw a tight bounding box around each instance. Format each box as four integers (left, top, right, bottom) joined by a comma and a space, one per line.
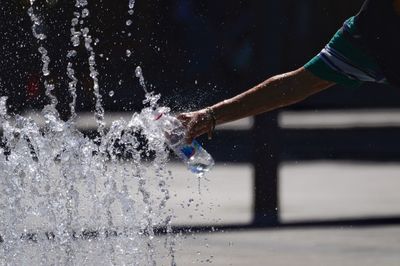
251, 0, 286, 226
252, 111, 280, 226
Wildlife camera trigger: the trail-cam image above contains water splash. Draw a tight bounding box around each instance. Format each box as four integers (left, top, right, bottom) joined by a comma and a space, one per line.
0, 1, 180, 265
0, 96, 178, 265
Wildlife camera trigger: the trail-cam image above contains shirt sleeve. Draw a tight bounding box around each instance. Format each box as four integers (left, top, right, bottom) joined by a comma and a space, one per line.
304, 16, 384, 88
304, 54, 363, 88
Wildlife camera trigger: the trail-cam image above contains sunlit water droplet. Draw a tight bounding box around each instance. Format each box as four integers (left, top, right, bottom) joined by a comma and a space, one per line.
82, 8, 89, 18
135, 66, 142, 78
128, 0, 136, 10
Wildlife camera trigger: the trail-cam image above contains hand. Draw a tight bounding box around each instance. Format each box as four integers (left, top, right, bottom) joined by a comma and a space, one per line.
177, 109, 214, 143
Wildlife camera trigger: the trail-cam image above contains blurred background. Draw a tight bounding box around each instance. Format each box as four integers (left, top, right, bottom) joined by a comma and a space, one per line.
4, 0, 400, 115
2, 0, 400, 265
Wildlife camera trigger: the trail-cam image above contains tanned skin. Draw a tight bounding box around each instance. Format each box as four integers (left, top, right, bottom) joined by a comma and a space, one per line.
178, 67, 334, 143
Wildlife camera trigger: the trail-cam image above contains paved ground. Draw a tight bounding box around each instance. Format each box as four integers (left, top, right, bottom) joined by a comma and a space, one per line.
166, 226, 400, 266
159, 161, 400, 266
167, 161, 400, 225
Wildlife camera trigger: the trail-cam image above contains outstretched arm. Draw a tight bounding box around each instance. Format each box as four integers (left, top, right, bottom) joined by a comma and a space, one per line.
178, 67, 334, 142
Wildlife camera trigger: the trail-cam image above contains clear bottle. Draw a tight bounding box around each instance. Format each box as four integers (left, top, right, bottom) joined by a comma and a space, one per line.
154, 107, 215, 175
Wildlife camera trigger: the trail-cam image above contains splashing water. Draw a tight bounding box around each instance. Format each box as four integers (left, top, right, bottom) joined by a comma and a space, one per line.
0, 1, 183, 265
0, 95, 177, 265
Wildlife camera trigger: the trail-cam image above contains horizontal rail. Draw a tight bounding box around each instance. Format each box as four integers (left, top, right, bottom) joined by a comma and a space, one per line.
280, 109, 400, 129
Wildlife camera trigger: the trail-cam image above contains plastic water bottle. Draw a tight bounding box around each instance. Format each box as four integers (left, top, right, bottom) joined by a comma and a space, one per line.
154, 107, 215, 175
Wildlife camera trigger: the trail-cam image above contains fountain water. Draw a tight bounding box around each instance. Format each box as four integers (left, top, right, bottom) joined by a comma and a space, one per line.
0, 1, 182, 265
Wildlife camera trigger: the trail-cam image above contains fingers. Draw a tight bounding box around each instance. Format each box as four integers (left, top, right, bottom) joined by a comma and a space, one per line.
177, 110, 211, 143
176, 112, 196, 143
185, 114, 201, 143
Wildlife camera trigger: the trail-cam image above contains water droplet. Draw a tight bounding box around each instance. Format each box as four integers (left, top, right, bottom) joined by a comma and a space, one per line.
126, 20, 132, 26
71, 18, 79, 26
128, 0, 136, 9
135, 66, 142, 78
67, 50, 77, 58
126, 49, 131, 57
72, 37, 80, 47
109, 90, 114, 97
82, 8, 89, 18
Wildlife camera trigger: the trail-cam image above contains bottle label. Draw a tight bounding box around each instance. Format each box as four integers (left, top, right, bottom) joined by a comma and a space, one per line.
180, 140, 201, 159
181, 145, 195, 159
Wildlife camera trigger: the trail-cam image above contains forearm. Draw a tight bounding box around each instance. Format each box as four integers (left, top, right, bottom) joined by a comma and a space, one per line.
210, 67, 334, 125
178, 68, 334, 142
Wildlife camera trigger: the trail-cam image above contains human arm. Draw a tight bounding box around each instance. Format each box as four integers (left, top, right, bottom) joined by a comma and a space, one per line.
178, 67, 335, 142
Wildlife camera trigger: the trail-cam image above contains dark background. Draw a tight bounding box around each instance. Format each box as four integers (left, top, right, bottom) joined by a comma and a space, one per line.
1, 0, 399, 118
